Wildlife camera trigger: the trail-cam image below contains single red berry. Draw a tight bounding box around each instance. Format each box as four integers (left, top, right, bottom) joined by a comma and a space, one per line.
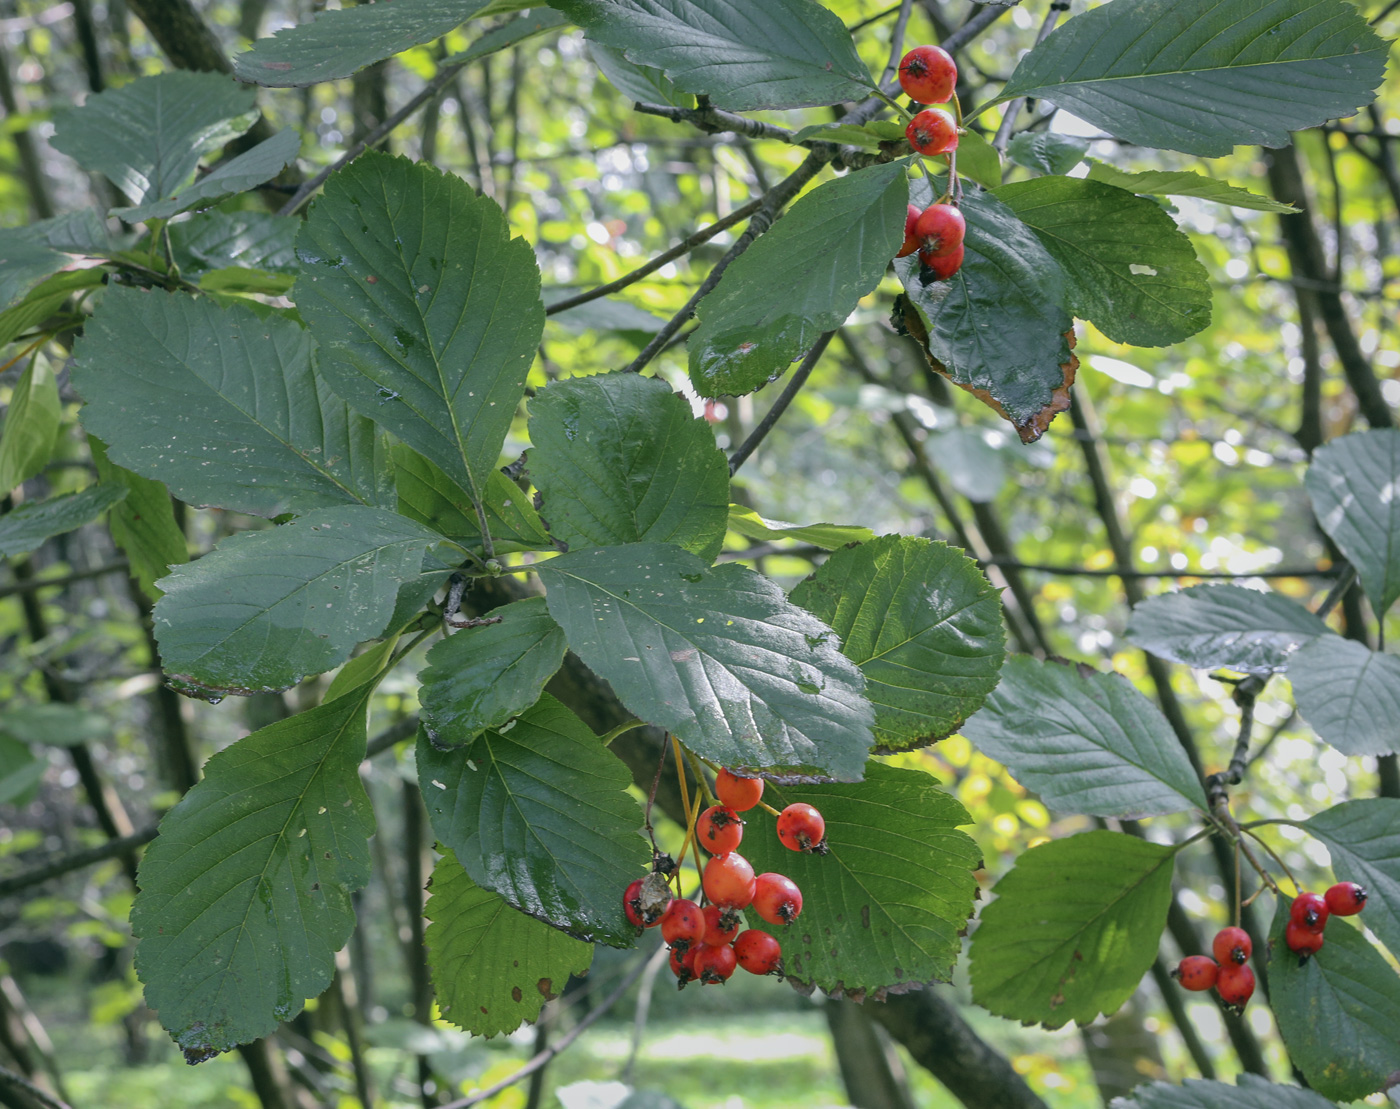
918, 243, 964, 281
905, 108, 958, 156
1212, 926, 1252, 966
623, 876, 670, 929
776, 803, 827, 854
1324, 881, 1367, 916
693, 942, 737, 984
696, 805, 744, 855
898, 45, 957, 105
623, 878, 647, 929
701, 904, 741, 947
1216, 962, 1255, 1011
1285, 921, 1326, 962
913, 203, 965, 259
734, 930, 784, 976
896, 204, 922, 259
669, 944, 699, 985
1290, 891, 1329, 933
1171, 955, 1219, 992
753, 872, 803, 925
715, 768, 764, 812
703, 852, 757, 908
659, 898, 706, 953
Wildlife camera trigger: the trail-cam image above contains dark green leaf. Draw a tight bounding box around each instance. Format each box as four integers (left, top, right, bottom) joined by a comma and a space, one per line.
959, 656, 1208, 817
0, 356, 61, 493
1304, 799, 1400, 960
789, 122, 889, 152
726, 505, 874, 550
419, 597, 568, 741
998, 0, 1387, 157
169, 211, 300, 275
1125, 584, 1330, 673
295, 152, 544, 513
969, 831, 1175, 1028
1268, 897, 1400, 1102
425, 850, 593, 1037
1006, 133, 1089, 177
131, 690, 375, 1057
537, 543, 874, 780
995, 176, 1210, 347
152, 506, 448, 698
89, 437, 187, 603
394, 447, 552, 553
528, 372, 729, 561
1288, 636, 1400, 756
7, 208, 111, 255
590, 43, 695, 109
1113, 1075, 1339, 1109
73, 287, 391, 518
234, 0, 491, 86
112, 129, 301, 223
417, 695, 649, 946
790, 536, 1004, 753
1306, 429, 1400, 617
0, 483, 128, 559
552, 0, 873, 110
690, 162, 907, 397
1084, 162, 1295, 213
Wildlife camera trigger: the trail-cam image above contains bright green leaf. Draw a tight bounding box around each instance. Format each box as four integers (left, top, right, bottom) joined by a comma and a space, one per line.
1084, 162, 1296, 213
1007, 133, 1089, 177
112, 129, 301, 223
89, 436, 187, 603
725, 505, 873, 550
0, 269, 105, 351
1306, 429, 1400, 618
955, 130, 1002, 190
0, 483, 128, 559
1304, 799, 1400, 960
0, 355, 61, 494
394, 448, 552, 553
590, 43, 695, 109
0, 735, 43, 806
324, 634, 400, 702
1288, 636, 1400, 756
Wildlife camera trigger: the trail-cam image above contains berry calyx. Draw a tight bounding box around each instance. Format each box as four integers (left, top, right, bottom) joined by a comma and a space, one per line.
1212, 926, 1252, 966
1291, 891, 1329, 933
660, 898, 706, 953
701, 904, 741, 947
918, 243, 964, 281
1171, 955, 1219, 992
905, 108, 958, 156
776, 803, 827, 854
1324, 881, 1367, 916
670, 944, 699, 986
696, 805, 744, 855
898, 45, 957, 105
1285, 921, 1326, 963
734, 930, 784, 976
896, 204, 922, 259
623, 875, 670, 929
913, 203, 965, 259
753, 872, 803, 925
1216, 962, 1255, 1011
693, 943, 737, 984
703, 852, 757, 908
715, 768, 764, 812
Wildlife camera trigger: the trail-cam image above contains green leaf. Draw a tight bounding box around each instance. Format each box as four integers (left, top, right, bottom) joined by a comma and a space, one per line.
0, 210, 108, 310
73, 287, 391, 518
169, 211, 300, 275
1304, 799, 1400, 961
425, 850, 593, 1037
419, 597, 568, 741
394, 448, 552, 553
994, 176, 1210, 347
1290, 636, 1400, 756
89, 437, 187, 603
690, 162, 907, 397
0, 483, 128, 559
0, 703, 111, 746
528, 372, 730, 561
417, 695, 649, 946
1268, 897, 1400, 1102
537, 543, 874, 780
131, 690, 375, 1058
1006, 133, 1089, 177
725, 505, 874, 550
1124, 584, 1330, 673
1306, 429, 1400, 618
959, 656, 1208, 818
50, 72, 258, 206
0, 735, 44, 807
969, 831, 1175, 1028
789, 122, 889, 152
0, 269, 105, 351
925, 426, 1006, 503
442, 8, 570, 66
955, 130, 1003, 191
590, 43, 695, 109
552, 0, 874, 110
0, 355, 61, 493
998, 0, 1387, 157
1113, 1075, 1340, 1109
896, 178, 1072, 432
0, 238, 65, 313
152, 506, 448, 698
789, 536, 1005, 753
233, 0, 491, 86
112, 129, 301, 224
543, 289, 667, 338
295, 152, 544, 513
1084, 162, 1296, 213
738, 764, 980, 994
325, 633, 400, 702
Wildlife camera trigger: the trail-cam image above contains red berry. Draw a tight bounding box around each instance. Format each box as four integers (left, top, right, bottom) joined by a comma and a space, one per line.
1290, 892, 1329, 933
1324, 881, 1367, 916
702, 852, 756, 908
715, 768, 764, 812
623, 876, 670, 929
659, 898, 706, 953
905, 108, 958, 156
693, 943, 737, 984
753, 872, 803, 926
898, 45, 957, 105
1212, 926, 1251, 966
896, 204, 922, 259
1171, 955, 1219, 991
734, 930, 784, 976
669, 944, 699, 985
695, 805, 744, 855
776, 803, 826, 853
918, 243, 964, 281
701, 904, 741, 947
1216, 962, 1255, 1010
1285, 921, 1326, 962
913, 203, 965, 259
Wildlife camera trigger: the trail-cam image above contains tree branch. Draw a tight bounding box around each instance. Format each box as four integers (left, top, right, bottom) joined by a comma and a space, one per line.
728, 331, 835, 474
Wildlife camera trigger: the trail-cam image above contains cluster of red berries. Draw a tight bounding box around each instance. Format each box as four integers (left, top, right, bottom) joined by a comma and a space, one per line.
1283, 881, 1367, 964
1172, 926, 1256, 1013
898, 45, 959, 157
621, 768, 828, 987
897, 202, 965, 280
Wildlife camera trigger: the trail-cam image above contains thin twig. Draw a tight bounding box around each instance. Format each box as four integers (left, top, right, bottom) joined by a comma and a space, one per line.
633, 101, 883, 170
728, 332, 836, 475
620, 944, 672, 1086
877, 0, 915, 88
0, 825, 157, 900
0, 559, 129, 599
1315, 562, 1357, 619
0, 1064, 73, 1109
991, 1, 1067, 151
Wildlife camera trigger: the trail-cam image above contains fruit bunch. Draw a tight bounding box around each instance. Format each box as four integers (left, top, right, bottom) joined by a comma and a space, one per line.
622, 767, 828, 987
1172, 926, 1256, 1013
898, 202, 965, 281
1283, 882, 1367, 964
894, 44, 966, 280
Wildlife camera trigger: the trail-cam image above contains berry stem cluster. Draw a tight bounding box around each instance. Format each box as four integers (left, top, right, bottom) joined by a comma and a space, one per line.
893, 44, 967, 283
